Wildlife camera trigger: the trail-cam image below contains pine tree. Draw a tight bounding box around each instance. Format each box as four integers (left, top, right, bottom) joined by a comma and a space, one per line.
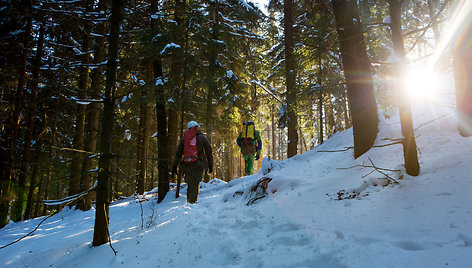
388, 0, 420, 176
93, 0, 122, 247
78, 0, 108, 211
332, 0, 378, 159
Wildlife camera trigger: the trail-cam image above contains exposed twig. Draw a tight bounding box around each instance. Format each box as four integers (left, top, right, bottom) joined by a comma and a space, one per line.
362, 169, 376, 178
0, 184, 95, 249
251, 80, 283, 104
0, 213, 56, 249
135, 194, 144, 230
336, 165, 400, 173
368, 158, 399, 184
318, 147, 353, 152
414, 112, 454, 131
51, 146, 96, 155
382, 138, 403, 142
103, 204, 117, 255
372, 141, 403, 148
319, 141, 403, 153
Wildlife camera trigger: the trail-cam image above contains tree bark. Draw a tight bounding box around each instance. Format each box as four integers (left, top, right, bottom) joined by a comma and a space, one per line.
342, 89, 351, 129
317, 57, 324, 145
151, 0, 170, 203
389, 0, 420, 176
136, 83, 151, 195
203, 0, 219, 182
9, 0, 34, 222
166, 0, 186, 176
332, 0, 378, 158
69, 0, 93, 200
271, 104, 276, 159
23, 25, 45, 220
284, 0, 298, 158
42, 89, 60, 216
93, 0, 122, 247
326, 93, 336, 134
205, 0, 218, 144
31, 137, 47, 218
78, 0, 108, 211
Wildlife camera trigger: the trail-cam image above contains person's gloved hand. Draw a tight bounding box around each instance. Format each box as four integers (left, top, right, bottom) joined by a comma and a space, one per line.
172, 165, 177, 176
255, 152, 260, 161
208, 165, 213, 173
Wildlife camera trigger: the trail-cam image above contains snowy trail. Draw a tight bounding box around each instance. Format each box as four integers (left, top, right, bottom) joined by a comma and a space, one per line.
1, 76, 472, 267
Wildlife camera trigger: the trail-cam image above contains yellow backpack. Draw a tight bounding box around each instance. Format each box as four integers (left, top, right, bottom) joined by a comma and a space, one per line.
241, 121, 255, 139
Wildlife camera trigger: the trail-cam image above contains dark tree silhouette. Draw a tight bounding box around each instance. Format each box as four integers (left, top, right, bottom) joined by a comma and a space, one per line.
332, 0, 379, 159
93, 0, 122, 247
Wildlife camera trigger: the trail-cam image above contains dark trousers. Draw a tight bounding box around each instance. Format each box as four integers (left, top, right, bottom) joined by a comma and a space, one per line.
181, 164, 204, 203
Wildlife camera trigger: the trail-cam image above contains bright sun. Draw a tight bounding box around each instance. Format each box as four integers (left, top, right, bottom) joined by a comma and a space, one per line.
403, 66, 440, 101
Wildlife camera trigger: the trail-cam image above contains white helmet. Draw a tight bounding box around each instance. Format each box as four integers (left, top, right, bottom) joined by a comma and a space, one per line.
187, 121, 200, 129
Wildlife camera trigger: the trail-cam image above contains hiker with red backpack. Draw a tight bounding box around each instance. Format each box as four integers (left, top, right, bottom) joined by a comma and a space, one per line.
172, 121, 213, 203
236, 121, 262, 175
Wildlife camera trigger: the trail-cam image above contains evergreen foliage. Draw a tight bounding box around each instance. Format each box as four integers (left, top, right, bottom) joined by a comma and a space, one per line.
0, 0, 460, 232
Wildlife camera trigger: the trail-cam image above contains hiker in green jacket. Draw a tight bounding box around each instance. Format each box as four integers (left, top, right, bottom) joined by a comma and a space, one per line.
236, 121, 262, 175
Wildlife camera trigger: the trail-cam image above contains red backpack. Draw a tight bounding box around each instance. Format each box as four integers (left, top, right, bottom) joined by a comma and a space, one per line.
183, 127, 198, 163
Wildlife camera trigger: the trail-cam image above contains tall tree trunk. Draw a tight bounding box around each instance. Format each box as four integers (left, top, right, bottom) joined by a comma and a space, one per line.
228, 135, 233, 181
150, 169, 154, 190
326, 93, 336, 134
389, 0, 420, 176
23, 25, 45, 220
342, 89, 351, 129
203, 0, 219, 182
9, 0, 34, 222
136, 84, 150, 195
205, 0, 219, 142
69, 0, 93, 200
284, 0, 298, 158
78, 0, 108, 211
113, 142, 122, 200
32, 144, 46, 218
452, 4, 472, 137
32, 111, 48, 218
25, 137, 44, 220
317, 86, 323, 144
92, 0, 122, 247
332, 0, 378, 158
239, 154, 242, 178
205, 0, 218, 143
42, 90, 60, 216
271, 104, 276, 159
151, 0, 169, 203
166, 0, 186, 175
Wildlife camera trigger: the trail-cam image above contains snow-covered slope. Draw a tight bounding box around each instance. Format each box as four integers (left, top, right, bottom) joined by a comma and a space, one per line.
1, 75, 471, 267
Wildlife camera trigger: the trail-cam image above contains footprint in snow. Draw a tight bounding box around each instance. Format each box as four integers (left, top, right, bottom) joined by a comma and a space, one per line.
435, 192, 452, 196
394, 240, 434, 251
458, 233, 472, 247
272, 234, 312, 247
271, 223, 300, 233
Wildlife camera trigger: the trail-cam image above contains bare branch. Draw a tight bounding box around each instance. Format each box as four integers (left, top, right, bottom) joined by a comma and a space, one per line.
368, 158, 399, 184
414, 112, 454, 131
1, 184, 96, 249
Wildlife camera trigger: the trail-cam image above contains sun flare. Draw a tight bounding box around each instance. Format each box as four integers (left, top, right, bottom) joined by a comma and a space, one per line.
403, 67, 440, 101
